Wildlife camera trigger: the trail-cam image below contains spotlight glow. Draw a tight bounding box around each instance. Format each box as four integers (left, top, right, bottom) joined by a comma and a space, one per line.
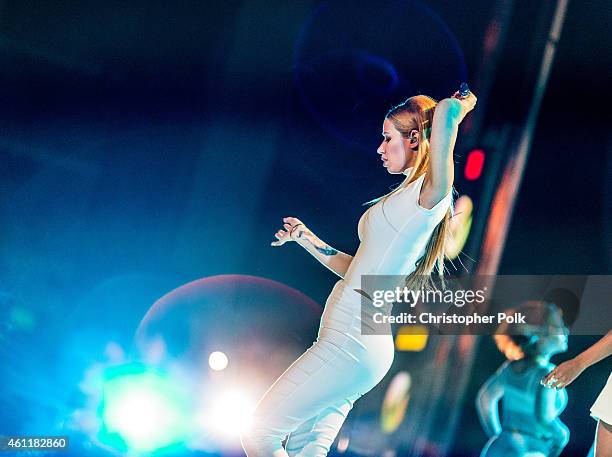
199, 389, 256, 439
445, 194, 474, 260
465, 149, 485, 180
395, 325, 429, 351
381, 371, 412, 433
337, 435, 350, 453
99, 365, 190, 453
208, 351, 229, 371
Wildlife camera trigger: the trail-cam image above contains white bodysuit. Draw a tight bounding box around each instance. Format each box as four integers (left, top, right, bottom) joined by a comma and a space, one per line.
345, 169, 453, 291
241, 168, 452, 457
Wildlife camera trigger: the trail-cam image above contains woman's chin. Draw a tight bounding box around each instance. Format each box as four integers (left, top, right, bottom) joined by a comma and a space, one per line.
385, 166, 399, 174
383, 162, 403, 174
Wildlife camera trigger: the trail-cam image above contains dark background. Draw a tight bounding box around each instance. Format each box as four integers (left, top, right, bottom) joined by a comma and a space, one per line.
1, 1, 610, 456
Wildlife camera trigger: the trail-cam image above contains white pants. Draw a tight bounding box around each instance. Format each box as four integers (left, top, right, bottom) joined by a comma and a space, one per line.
241, 280, 395, 456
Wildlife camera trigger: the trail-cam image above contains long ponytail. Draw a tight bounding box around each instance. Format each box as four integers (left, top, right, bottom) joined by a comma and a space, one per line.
366, 95, 453, 291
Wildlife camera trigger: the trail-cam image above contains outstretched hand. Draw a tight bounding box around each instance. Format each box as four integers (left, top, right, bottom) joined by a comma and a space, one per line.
541, 358, 586, 389
271, 216, 308, 246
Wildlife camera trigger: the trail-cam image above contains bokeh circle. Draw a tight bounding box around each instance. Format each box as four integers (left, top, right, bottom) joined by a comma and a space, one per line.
293, 0, 467, 154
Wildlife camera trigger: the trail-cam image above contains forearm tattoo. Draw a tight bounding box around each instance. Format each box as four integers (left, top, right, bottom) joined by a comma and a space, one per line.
315, 244, 338, 256
299, 230, 338, 256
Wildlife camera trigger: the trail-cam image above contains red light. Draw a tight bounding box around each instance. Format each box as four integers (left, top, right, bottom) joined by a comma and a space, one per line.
465, 149, 485, 180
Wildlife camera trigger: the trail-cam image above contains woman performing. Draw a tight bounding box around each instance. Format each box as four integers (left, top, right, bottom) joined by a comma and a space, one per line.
476, 301, 571, 457
240, 87, 477, 457
541, 330, 612, 456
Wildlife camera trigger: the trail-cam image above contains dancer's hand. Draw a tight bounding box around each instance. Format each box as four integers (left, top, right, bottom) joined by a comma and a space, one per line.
541, 358, 586, 389
271, 217, 309, 246
449, 90, 477, 123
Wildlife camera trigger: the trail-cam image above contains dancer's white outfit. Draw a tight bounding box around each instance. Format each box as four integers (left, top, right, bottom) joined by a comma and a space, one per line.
590, 372, 612, 425
241, 168, 452, 456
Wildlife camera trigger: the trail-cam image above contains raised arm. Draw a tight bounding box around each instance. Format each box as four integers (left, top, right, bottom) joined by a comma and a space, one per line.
419, 91, 477, 209
271, 216, 353, 279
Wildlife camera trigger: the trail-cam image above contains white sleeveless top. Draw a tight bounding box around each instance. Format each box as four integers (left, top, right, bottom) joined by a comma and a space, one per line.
342, 169, 453, 290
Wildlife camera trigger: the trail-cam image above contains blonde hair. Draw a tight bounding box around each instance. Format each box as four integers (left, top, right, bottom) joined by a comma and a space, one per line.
366, 95, 453, 291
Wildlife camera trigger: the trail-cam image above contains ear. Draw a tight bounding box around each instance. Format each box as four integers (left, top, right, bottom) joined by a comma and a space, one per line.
408, 129, 420, 150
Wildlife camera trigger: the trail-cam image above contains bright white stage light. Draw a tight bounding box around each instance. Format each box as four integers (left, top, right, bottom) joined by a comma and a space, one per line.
208, 351, 229, 371
108, 390, 172, 440
101, 370, 189, 452
199, 389, 256, 439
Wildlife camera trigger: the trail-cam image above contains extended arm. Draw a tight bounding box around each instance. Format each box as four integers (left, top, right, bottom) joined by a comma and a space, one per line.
476, 367, 505, 438
271, 216, 354, 278
574, 330, 612, 369
542, 330, 612, 388
294, 226, 353, 279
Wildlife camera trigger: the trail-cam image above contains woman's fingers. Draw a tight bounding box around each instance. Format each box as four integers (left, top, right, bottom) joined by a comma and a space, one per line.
542, 369, 569, 389
554, 376, 568, 389
542, 370, 557, 387
271, 217, 305, 246
284, 216, 302, 225
282, 217, 305, 235
271, 226, 293, 246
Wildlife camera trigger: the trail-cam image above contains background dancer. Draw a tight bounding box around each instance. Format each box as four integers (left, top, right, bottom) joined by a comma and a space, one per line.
476, 301, 570, 457
240, 87, 477, 456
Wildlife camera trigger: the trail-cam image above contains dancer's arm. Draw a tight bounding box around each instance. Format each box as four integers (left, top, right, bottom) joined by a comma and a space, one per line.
475, 365, 505, 438
548, 418, 570, 457
294, 227, 353, 278
536, 383, 568, 457
536, 379, 567, 423
542, 330, 612, 389
271, 216, 353, 278
420, 91, 477, 209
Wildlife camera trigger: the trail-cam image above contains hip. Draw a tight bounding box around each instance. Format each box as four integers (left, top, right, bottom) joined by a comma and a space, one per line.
318, 280, 394, 361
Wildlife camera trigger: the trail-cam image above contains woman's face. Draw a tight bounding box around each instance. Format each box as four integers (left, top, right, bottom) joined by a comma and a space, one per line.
377, 118, 416, 174
539, 332, 569, 357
